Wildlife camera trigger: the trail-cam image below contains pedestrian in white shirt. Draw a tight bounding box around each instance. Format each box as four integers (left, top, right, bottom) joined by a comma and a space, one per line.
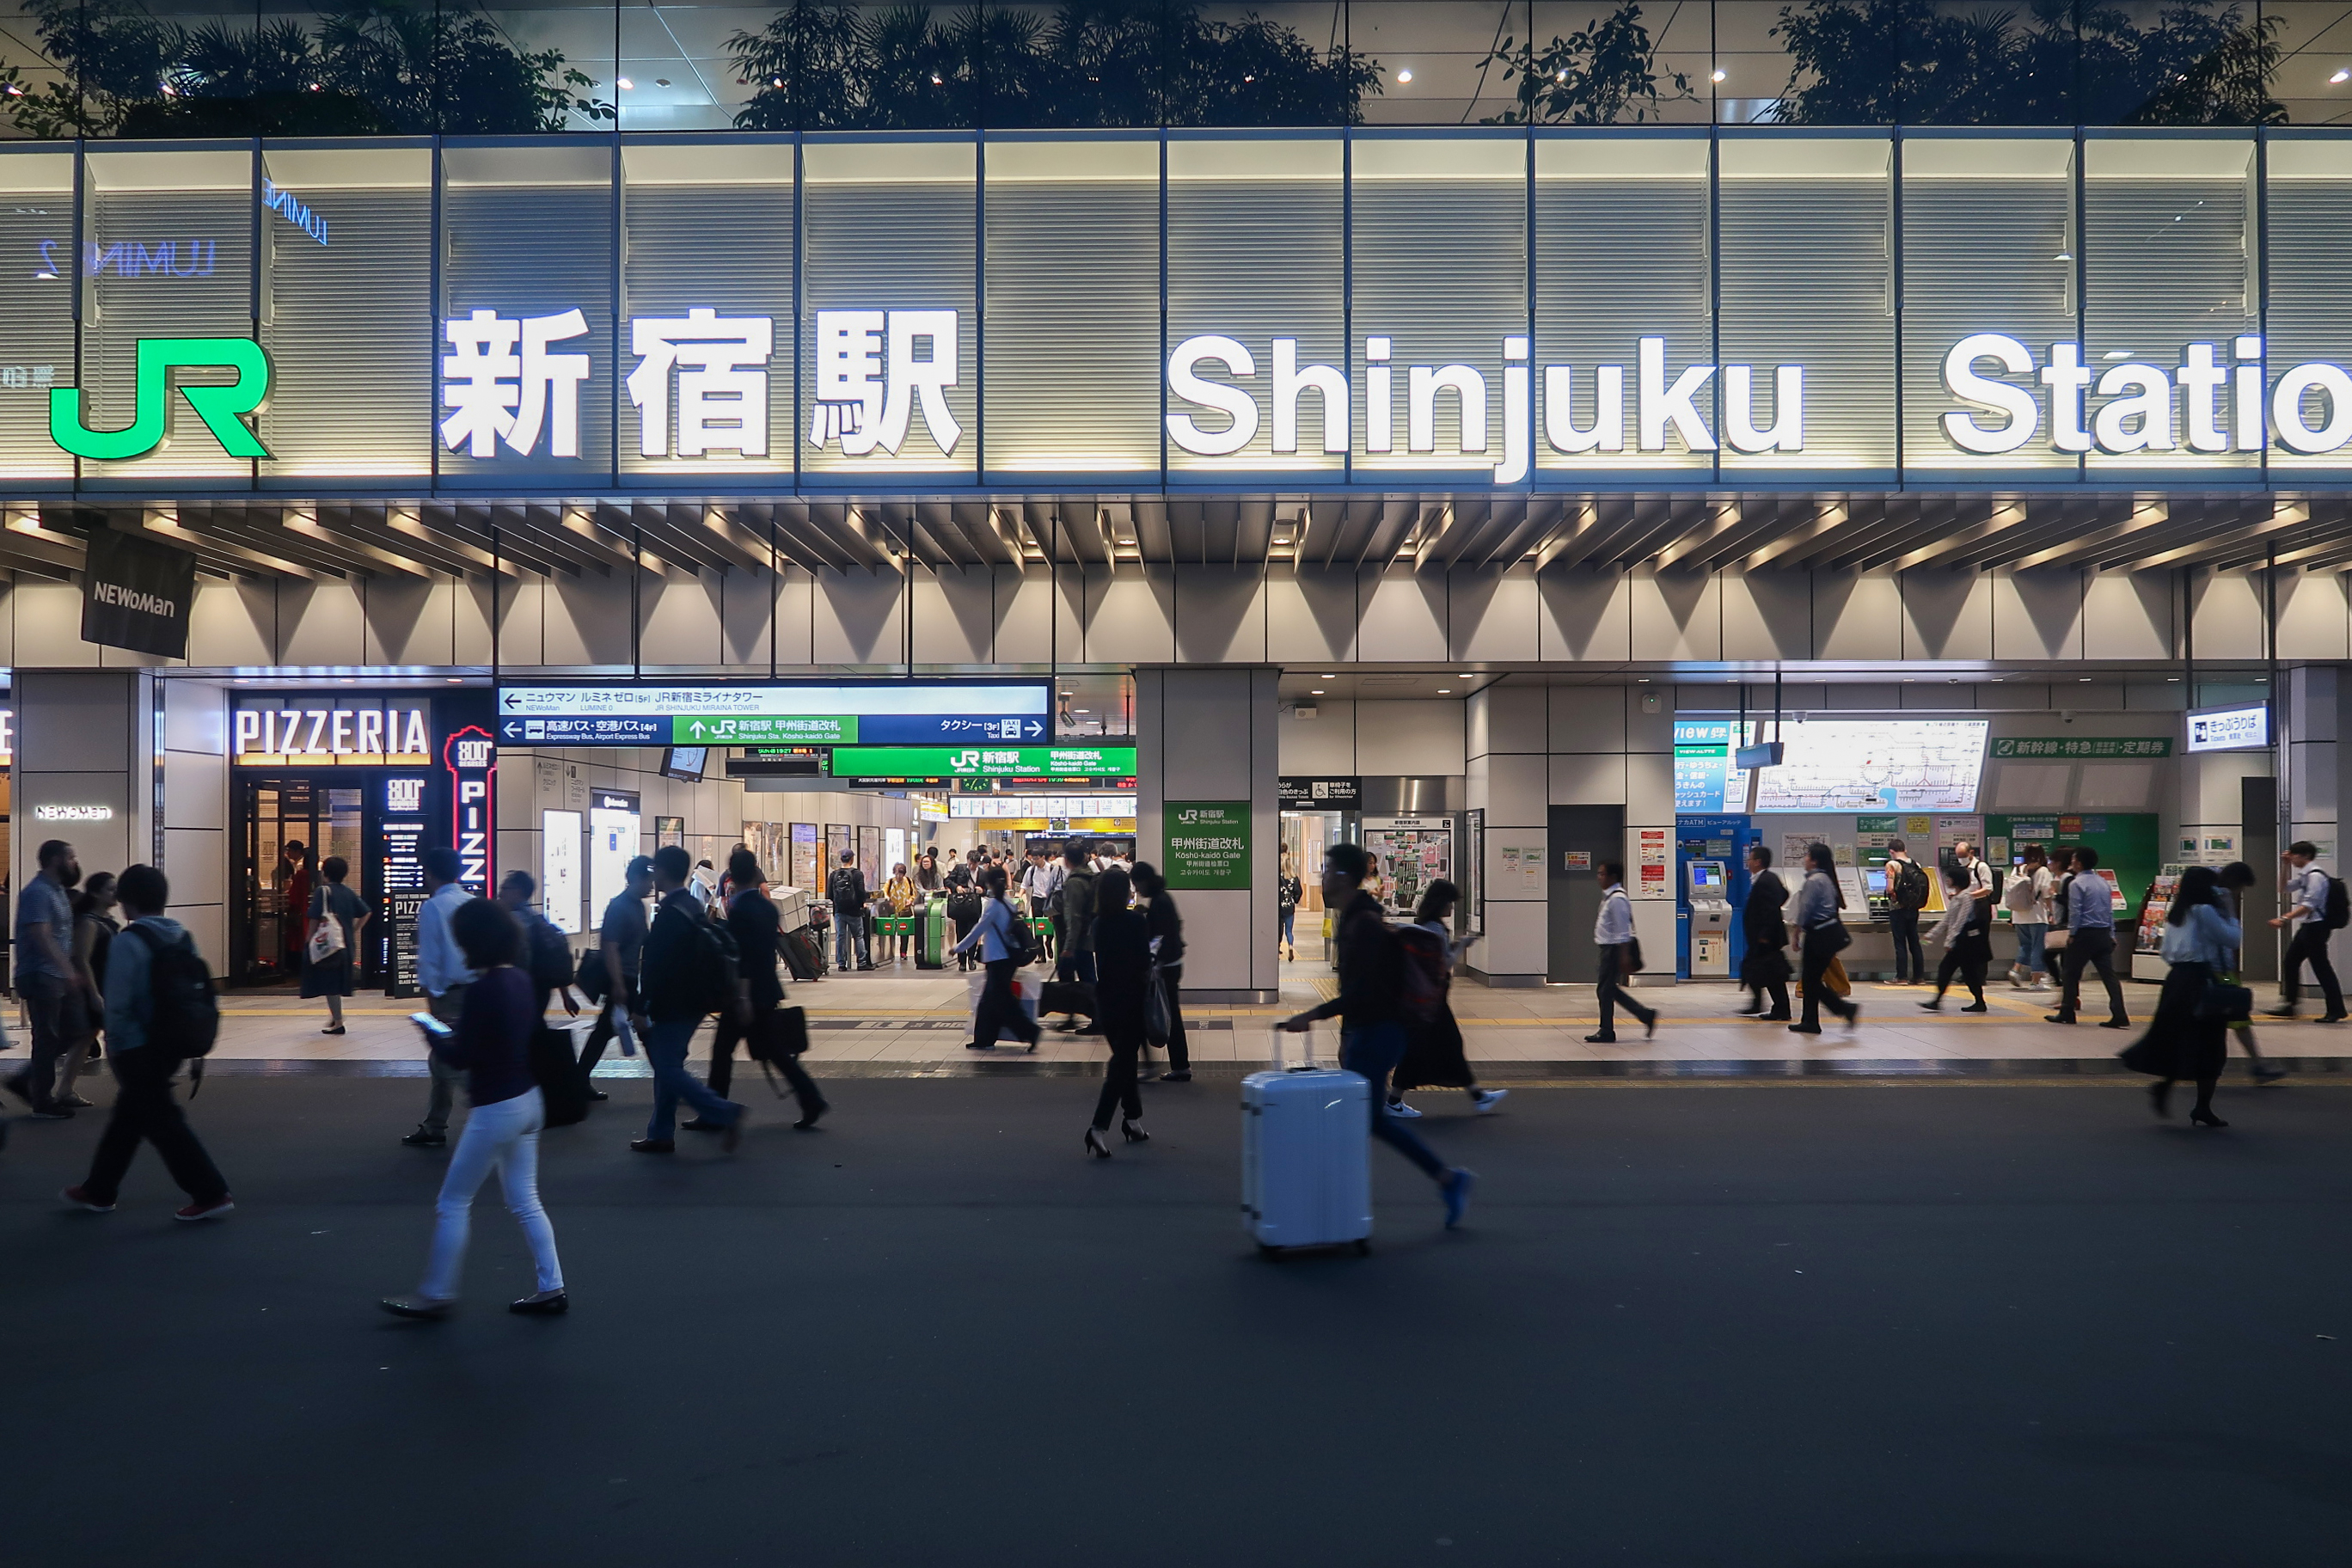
1585, 863, 1657, 1044
2004, 844, 2054, 990
2265, 841, 2346, 1021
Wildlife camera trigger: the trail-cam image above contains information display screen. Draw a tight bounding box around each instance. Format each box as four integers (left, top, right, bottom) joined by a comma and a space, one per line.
1674, 721, 1754, 812
495, 682, 1051, 747
542, 808, 583, 934
1751, 720, 1990, 812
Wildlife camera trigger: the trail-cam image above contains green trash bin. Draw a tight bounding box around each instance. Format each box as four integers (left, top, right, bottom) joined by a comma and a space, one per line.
916, 893, 947, 970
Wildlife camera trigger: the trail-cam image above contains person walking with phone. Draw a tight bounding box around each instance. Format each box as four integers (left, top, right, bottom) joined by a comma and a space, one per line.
303, 855, 371, 1037
1792, 843, 1861, 1035
956, 865, 1042, 1052
1587, 861, 1657, 1044
2047, 845, 2131, 1029
61, 865, 233, 1222
1082, 866, 1150, 1157
401, 848, 480, 1149
631, 846, 750, 1155
1278, 842, 1475, 1228
380, 897, 566, 1318
2266, 841, 2347, 1022
703, 848, 827, 1130
573, 854, 652, 1103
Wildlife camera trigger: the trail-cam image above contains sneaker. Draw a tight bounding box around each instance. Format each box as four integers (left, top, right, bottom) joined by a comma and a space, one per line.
509, 1289, 568, 1316
59, 1185, 114, 1213
1472, 1088, 1510, 1114
379, 1294, 454, 1320
1385, 1099, 1424, 1119
54, 1093, 93, 1109
174, 1195, 235, 1222
1441, 1167, 1477, 1229
2029, 979, 2052, 993
401, 1125, 446, 1148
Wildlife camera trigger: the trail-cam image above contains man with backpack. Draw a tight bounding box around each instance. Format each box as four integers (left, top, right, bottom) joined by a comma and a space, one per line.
630, 845, 749, 1155
62, 864, 232, 1221
1279, 842, 1475, 1228
1883, 839, 1931, 984
827, 849, 872, 972
497, 870, 581, 1020
2266, 841, 2349, 1022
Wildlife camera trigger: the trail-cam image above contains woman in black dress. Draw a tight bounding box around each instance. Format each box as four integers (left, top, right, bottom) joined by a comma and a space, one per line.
1130, 861, 1190, 1082
1083, 867, 1152, 1158
2121, 865, 2239, 1125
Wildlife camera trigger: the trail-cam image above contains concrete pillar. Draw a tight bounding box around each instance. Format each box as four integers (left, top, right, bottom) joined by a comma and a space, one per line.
13, 670, 158, 932
1136, 666, 1279, 1002
158, 681, 230, 966
1465, 682, 1547, 985
2287, 665, 2339, 855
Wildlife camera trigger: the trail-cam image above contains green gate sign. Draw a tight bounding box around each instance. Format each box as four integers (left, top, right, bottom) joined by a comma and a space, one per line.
827, 744, 1137, 781
50, 338, 273, 461
1164, 801, 1251, 890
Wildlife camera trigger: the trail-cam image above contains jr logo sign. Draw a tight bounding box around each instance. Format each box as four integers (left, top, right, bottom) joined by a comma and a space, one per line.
49, 337, 271, 461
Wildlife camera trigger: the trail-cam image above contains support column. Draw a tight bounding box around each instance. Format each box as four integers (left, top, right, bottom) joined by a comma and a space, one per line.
1465, 683, 1547, 985
1136, 666, 1279, 1002
13, 670, 158, 930
2287, 665, 2343, 982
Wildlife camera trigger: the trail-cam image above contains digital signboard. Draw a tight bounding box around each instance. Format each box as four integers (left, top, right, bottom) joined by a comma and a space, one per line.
825, 744, 1137, 784
494, 682, 1051, 747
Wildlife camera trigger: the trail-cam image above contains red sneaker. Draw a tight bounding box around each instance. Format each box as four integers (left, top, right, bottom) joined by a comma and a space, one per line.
60, 1186, 115, 1213
173, 1195, 235, 1222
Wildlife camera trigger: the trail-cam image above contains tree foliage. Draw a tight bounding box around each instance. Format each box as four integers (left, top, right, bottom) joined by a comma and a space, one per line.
1477, 3, 1694, 126
1772, 0, 2284, 125
725, 2, 1383, 129
0, 0, 612, 137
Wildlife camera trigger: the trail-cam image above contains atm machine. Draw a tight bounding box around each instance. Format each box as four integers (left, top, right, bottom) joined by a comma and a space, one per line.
1686, 860, 1733, 977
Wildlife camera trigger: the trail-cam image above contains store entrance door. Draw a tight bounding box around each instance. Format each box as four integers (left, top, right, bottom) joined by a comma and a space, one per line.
233, 775, 368, 987
1547, 805, 1625, 983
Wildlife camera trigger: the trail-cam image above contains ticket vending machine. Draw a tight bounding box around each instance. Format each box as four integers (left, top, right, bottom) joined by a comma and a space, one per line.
1687, 860, 1733, 977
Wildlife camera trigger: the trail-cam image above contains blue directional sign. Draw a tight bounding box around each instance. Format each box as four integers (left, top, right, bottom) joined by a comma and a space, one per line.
494, 681, 1053, 749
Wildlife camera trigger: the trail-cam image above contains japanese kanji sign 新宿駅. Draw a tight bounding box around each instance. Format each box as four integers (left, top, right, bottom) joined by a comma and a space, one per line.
1164, 802, 1252, 891
827, 744, 1136, 781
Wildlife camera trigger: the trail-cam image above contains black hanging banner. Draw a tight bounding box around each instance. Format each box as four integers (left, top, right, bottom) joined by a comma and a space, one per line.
81, 528, 197, 658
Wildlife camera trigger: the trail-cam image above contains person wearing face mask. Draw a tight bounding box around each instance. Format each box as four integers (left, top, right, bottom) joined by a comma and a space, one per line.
7, 840, 89, 1121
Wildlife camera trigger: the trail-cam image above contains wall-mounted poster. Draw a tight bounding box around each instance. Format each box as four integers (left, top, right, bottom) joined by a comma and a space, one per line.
1750, 721, 1991, 812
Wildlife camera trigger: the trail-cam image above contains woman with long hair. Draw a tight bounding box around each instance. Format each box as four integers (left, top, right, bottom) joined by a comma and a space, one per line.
55, 872, 119, 1110
1128, 861, 1190, 1082
1792, 843, 1859, 1034
1389, 879, 1505, 1117
1082, 865, 1151, 1157
303, 854, 371, 1036
2120, 864, 2239, 1126
382, 897, 567, 1319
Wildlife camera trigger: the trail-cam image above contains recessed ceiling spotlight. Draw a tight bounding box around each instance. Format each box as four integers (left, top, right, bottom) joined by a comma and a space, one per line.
1310, 689, 1325, 695
616, 77, 634, 89
1437, 689, 1451, 694
2079, 677, 2092, 683
1711, 68, 1727, 83
1396, 68, 1413, 83
2332, 67, 2350, 83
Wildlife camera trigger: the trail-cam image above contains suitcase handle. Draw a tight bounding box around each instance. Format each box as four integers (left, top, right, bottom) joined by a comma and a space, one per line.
1271, 1016, 1318, 1072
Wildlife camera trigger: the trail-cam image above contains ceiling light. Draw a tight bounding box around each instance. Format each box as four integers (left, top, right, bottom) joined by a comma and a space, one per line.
2079, 677, 2092, 683
1321, 674, 1338, 678
2332, 68, 2349, 83
2054, 251, 2073, 261
446, 677, 463, 683
2168, 676, 2181, 682
1310, 689, 1325, 695
1437, 689, 1451, 695
616, 77, 634, 89
1396, 68, 1413, 83
1710, 68, 1726, 83
1636, 677, 1651, 683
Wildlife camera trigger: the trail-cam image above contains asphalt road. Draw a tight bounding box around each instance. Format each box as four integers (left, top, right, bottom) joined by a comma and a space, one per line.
6, 1069, 2351, 1567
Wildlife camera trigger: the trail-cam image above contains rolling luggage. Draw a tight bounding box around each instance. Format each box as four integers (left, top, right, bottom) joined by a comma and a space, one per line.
1241, 1024, 1372, 1255
916, 894, 947, 970
1039, 978, 1095, 1019
779, 926, 824, 983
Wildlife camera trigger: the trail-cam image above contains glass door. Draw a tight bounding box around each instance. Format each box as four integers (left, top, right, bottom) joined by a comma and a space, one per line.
235, 775, 366, 986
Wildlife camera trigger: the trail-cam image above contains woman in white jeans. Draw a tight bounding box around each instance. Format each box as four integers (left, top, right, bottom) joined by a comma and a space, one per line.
383, 898, 566, 1319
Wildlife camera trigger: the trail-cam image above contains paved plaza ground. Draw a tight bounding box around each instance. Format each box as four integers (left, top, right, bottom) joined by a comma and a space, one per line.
6, 1052, 2352, 1565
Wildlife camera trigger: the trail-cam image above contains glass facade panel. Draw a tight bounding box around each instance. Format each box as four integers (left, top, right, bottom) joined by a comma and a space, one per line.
1525, 1, 1709, 126
1351, 131, 1525, 478
981, 133, 1161, 475
799, 135, 977, 478
619, 137, 794, 480
2258, 136, 2352, 478
1900, 133, 2076, 476
1164, 132, 1343, 474
0, 147, 77, 481
438, 140, 617, 485
2081, 132, 2256, 476
1350, 0, 1517, 126
1534, 132, 1710, 475
1717, 130, 1895, 475
82, 144, 255, 483
260, 143, 435, 480
468, 4, 619, 132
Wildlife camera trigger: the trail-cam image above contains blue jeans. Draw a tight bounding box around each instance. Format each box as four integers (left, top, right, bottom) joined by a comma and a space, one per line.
644, 1017, 738, 1141
833, 911, 868, 969
1339, 1020, 1447, 1181
2014, 922, 2047, 976
1280, 908, 1296, 948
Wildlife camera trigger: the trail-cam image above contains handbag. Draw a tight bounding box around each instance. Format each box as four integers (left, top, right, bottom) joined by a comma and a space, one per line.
1145, 964, 1174, 1046
2044, 927, 2072, 952
1623, 937, 1645, 975
305, 913, 346, 965
1807, 917, 1853, 955
2196, 975, 2255, 1024
529, 1026, 588, 1127
573, 946, 607, 1002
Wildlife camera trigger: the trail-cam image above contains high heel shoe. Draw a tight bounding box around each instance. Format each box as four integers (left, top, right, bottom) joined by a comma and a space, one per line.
2190, 1107, 2229, 1128
1084, 1127, 1112, 1159
1120, 1118, 1149, 1143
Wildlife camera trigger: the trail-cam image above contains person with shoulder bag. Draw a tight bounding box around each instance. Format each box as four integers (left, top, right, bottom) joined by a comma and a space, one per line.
629, 845, 750, 1155
1882, 839, 1931, 984
2004, 844, 2055, 991
303, 855, 372, 1037
955, 866, 1043, 1053
1587, 861, 1657, 1044
1389, 879, 1506, 1117
1130, 861, 1191, 1081
1050, 841, 1099, 1034
62, 865, 233, 1222
1792, 843, 1860, 1034
1736, 846, 1792, 1021
1920, 855, 1993, 1013
2117, 865, 2240, 1127
706, 849, 828, 1130
573, 854, 652, 1104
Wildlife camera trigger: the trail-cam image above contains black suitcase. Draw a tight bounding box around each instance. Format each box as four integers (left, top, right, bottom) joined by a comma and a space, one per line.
1039, 978, 1096, 1019
780, 927, 823, 983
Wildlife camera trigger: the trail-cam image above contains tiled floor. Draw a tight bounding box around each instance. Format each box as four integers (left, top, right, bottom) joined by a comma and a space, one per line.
32, 955, 2350, 1073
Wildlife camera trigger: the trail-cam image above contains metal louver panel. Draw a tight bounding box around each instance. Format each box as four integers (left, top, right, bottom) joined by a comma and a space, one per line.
85, 190, 253, 483
440, 182, 616, 484
984, 178, 1161, 475
2250, 162, 2352, 479
263, 187, 432, 480
621, 184, 795, 479
0, 156, 76, 481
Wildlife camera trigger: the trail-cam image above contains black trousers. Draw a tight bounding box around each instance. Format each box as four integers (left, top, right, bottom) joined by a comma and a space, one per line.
972, 957, 1040, 1048
709, 1004, 826, 1108
2057, 928, 2128, 1022
1935, 933, 1990, 1003
1092, 1024, 1144, 1130
1799, 934, 1858, 1029
2283, 922, 2345, 1014
1744, 963, 1791, 1018
1887, 909, 1926, 982
1596, 943, 1653, 1036
1156, 963, 1190, 1071
82, 1047, 228, 1204
574, 984, 634, 1086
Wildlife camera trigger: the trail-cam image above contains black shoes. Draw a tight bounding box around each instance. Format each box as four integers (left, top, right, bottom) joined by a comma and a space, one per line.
629, 1137, 675, 1154
1919, 995, 1943, 1011
2149, 1081, 2172, 1118
2045, 1014, 2076, 1025
509, 1290, 568, 1315
1787, 1024, 1822, 1035
1084, 1127, 1111, 1159
2098, 1018, 2133, 1030
401, 1126, 446, 1148
585, 1088, 611, 1102
2190, 1107, 2229, 1128
681, 1118, 727, 1133
1960, 1001, 1988, 1013
2323, 1012, 2349, 1024
793, 1101, 829, 1130
1583, 1032, 1616, 1044
1120, 1118, 1149, 1143
1158, 1069, 1192, 1082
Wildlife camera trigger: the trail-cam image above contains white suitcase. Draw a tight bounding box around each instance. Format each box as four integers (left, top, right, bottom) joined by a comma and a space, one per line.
965, 969, 1041, 1048
1241, 1026, 1372, 1254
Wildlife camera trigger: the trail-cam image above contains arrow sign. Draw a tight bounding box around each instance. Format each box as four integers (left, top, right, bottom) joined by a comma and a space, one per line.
505, 693, 522, 707
1026, 720, 1044, 738
689, 719, 707, 739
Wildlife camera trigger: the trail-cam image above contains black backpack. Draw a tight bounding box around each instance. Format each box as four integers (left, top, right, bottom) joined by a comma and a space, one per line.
688, 910, 743, 1015
129, 923, 219, 1060
524, 911, 574, 995
996, 899, 1035, 964
1895, 861, 1930, 911
2327, 875, 2351, 931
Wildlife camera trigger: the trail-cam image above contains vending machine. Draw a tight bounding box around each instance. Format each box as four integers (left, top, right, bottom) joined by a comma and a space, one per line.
1686, 861, 1733, 977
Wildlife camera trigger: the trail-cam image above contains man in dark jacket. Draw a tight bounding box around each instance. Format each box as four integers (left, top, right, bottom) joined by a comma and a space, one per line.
704, 849, 828, 1130
827, 850, 871, 971
630, 845, 747, 1155
1736, 845, 1792, 1020
1051, 841, 1100, 1033
1281, 842, 1475, 1228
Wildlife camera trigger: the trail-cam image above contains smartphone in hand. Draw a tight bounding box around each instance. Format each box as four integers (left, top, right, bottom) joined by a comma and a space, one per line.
410, 1011, 454, 1044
